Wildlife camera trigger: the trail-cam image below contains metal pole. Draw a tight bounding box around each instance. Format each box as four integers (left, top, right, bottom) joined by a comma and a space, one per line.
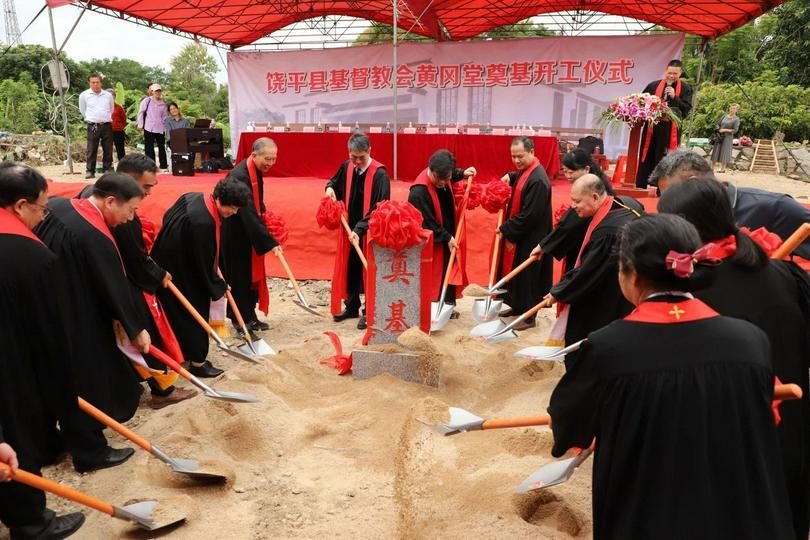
393, 0, 398, 181
684, 40, 707, 144
47, 7, 73, 174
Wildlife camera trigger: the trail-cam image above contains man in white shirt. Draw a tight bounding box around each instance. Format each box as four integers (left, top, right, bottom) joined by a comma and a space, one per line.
78, 72, 114, 179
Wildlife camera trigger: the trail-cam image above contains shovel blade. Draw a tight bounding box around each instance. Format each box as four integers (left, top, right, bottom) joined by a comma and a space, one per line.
216, 341, 262, 364
430, 302, 453, 332
433, 407, 485, 436
483, 329, 518, 343
238, 339, 276, 357
471, 298, 503, 323
470, 319, 505, 338
514, 346, 566, 361
205, 389, 260, 403
515, 449, 593, 493
168, 459, 228, 480
485, 288, 507, 296
293, 298, 323, 317
115, 500, 187, 531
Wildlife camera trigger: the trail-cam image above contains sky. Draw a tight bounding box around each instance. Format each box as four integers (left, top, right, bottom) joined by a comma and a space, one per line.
14, 1, 230, 84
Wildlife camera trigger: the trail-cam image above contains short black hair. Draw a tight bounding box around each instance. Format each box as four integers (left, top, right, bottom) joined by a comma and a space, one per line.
0, 162, 47, 206
428, 149, 456, 180
511, 136, 534, 152
92, 172, 144, 201
116, 153, 158, 179
667, 59, 683, 69
619, 214, 713, 292
657, 177, 767, 269
348, 132, 370, 153
213, 178, 251, 207
561, 149, 612, 194
649, 150, 712, 187
167, 102, 179, 110
87, 72, 102, 81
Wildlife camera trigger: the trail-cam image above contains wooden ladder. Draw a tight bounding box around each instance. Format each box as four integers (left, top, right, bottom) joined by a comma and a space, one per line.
750, 139, 780, 174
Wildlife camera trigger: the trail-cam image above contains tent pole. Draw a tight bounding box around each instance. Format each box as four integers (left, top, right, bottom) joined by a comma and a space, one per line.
684, 39, 707, 144
48, 6, 73, 174
393, 0, 398, 181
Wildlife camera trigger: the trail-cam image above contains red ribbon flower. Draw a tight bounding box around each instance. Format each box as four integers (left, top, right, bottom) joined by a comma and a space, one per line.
553, 203, 570, 228
264, 211, 289, 246
480, 180, 512, 214
453, 180, 483, 211
740, 226, 783, 257
369, 200, 424, 252
316, 196, 345, 230
319, 331, 352, 375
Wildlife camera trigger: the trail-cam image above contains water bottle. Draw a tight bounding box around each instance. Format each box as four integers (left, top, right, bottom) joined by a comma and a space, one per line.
317, 121, 323, 132
285, 122, 290, 132
384, 122, 392, 133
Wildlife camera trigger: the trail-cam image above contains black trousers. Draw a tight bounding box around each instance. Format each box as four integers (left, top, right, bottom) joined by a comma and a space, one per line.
0, 449, 49, 533
112, 130, 125, 161
85, 122, 113, 173
144, 130, 167, 168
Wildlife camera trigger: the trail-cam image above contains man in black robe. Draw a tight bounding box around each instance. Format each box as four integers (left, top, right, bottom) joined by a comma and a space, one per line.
636, 59, 693, 188
325, 132, 391, 329
78, 154, 196, 408
496, 136, 553, 329
35, 172, 149, 473
407, 149, 476, 310
222, 137, 280, 333
0, 163, 85, 538
546, 174, 641, 360
153, 178, 252, 378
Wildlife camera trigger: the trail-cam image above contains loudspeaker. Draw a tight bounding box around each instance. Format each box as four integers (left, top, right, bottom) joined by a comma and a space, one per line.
171, 153, 194, 177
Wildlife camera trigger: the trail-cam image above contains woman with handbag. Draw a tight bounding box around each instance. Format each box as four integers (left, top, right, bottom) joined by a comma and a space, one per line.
710, 103, 740, 173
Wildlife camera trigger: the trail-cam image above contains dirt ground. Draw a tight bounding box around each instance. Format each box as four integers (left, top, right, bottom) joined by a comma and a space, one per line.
2, 165, 807, 539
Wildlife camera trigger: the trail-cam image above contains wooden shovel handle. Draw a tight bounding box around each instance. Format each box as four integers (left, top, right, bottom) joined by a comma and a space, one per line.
77, 397, 152, 453
0, 463, 115, 516
215, 269, 248, 331
775, 383, 803, 401
166, 281, 216, 335
488, 209, 505, 288
276, 251, 303, 296
482, 414, 550, 430
523, 297, 554, 319
771, 223, 810, 259
500, 253, 539, 286
440, 175, 475, 293
341, 215, 368, 269
148, 345, 195, 382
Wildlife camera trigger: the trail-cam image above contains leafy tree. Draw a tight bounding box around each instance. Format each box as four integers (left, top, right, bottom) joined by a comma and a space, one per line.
0, 72, 47, 134
167, 42, 219, 117
478, 21, 555, 39
354, 19, 553, 45
79, 57, 168, 94
680, 19, 770, 85
353, 23, 429, 45
760, 0, 810, 86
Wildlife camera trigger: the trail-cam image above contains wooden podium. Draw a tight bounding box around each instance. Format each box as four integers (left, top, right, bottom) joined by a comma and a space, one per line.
615, 122, 651, 197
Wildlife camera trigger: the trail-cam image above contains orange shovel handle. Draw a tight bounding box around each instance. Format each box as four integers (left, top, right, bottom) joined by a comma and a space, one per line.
166, 281, 216, 335
487, 209, 505, 288
500, 253, 539, 285
77, 397, 152, 453
482, 414, 550, 430
440, 176, 475, 293
0, 463, 114, 516
215, 269, 248, 331
341, 215, 368, 269
775, 383, 803, 401
148, 345, 195, 382
771, 223, 810, 260
276, 251, 303, 296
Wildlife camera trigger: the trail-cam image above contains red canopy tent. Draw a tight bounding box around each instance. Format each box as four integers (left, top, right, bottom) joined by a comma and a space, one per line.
79, 0, 782, 46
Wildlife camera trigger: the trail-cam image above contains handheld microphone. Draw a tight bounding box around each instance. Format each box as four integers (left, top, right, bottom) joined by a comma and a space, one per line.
664, 81, 673, 101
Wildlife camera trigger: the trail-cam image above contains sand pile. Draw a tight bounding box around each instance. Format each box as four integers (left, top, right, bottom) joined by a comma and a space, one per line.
462, 284, 491, 297
1, 292, 592, 539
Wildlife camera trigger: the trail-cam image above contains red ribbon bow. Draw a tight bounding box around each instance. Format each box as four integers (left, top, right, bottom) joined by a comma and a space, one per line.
665, 243, 721, 278
319, 331, 352, 375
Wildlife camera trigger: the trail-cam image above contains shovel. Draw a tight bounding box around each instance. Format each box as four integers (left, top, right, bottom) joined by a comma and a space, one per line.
149, 345, 259, 403
433, 407, 549, 436
276, 250, 322, 316
216, 269, 276, 357
515, 339, 586, 362
432, 175, 474, 332
77, 397, 228, 481
0, 463, 188, 531
516, 382, 804, 493
771, 222, 810, 259
341, 214, 368, 270
485, 252, 540, 296
470, 298, 553, 342
166, 281, 263, 364
472, 209, 505, 323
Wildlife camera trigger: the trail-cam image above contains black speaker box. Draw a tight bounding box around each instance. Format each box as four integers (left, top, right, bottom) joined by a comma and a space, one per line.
171, 153, 195, 177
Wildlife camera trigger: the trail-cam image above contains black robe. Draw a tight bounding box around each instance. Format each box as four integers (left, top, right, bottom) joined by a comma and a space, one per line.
34, 197, 143, 428
407, 168, 466, 301
636, 79, 693, 188
0, 230, 79, 527
549, 201, 638, 359
222, 159, 278, 323
498, 165, 553, 312
549, 298, 794, 539
153, 193, 227, 363
325, 160, 391, 295
696, 259, 810, 539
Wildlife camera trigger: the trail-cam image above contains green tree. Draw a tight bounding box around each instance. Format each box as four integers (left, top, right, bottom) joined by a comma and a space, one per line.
680, 19, 770, 85
167, 42, 218, 117
0, 72, 47, 134
760, 0, 810, 86
79, 57, 167, 94
353, 23, 429, 45
478, 20, 555, 39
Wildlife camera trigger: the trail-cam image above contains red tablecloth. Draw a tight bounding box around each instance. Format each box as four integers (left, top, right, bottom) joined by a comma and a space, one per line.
236, 132, 560, 182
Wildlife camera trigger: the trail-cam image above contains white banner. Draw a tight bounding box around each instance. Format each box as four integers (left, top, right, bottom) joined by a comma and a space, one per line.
228, 34, 684, 157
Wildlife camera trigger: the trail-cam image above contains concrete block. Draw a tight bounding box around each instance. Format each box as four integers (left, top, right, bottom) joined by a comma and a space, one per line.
351, 349, 440, 387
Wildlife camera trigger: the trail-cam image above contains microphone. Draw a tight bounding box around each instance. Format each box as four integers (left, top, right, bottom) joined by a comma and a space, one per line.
664, 81, 673, 101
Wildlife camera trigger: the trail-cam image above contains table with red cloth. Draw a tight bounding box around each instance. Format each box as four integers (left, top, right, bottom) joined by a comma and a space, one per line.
235, 132, 560, 181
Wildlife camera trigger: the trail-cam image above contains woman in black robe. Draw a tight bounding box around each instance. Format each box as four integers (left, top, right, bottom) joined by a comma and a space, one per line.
153, 178, 251, 378
659, 178, 810, 540
549, 214, 793, 539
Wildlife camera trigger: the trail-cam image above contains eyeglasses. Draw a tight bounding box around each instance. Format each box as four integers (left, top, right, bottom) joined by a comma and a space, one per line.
28, 201, 49, 217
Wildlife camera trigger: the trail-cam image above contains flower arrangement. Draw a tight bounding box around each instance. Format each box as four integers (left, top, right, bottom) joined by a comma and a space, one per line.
739, 135, 753, 147
599, 93, 680, 130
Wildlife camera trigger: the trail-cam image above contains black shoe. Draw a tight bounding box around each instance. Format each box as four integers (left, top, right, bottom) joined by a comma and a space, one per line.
84, 172, 94, 179
333, 308, 360, 322
73, 447, 135, 474
50, 512, 86, 539
357, 315, 367, 330
189, 360, 224, 378
247, 320, 269, 331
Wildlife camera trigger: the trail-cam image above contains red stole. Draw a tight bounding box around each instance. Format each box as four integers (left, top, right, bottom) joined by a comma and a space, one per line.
641, 79, 681, 162
624, 298, 719, 324
502, 157, 540, 273
246, 157, 270, 315
140, 212, 157, 252
330, 158, 383, 315
0, 207, 44, 245
203, 193, 221, 268
70, 198, 124, 270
